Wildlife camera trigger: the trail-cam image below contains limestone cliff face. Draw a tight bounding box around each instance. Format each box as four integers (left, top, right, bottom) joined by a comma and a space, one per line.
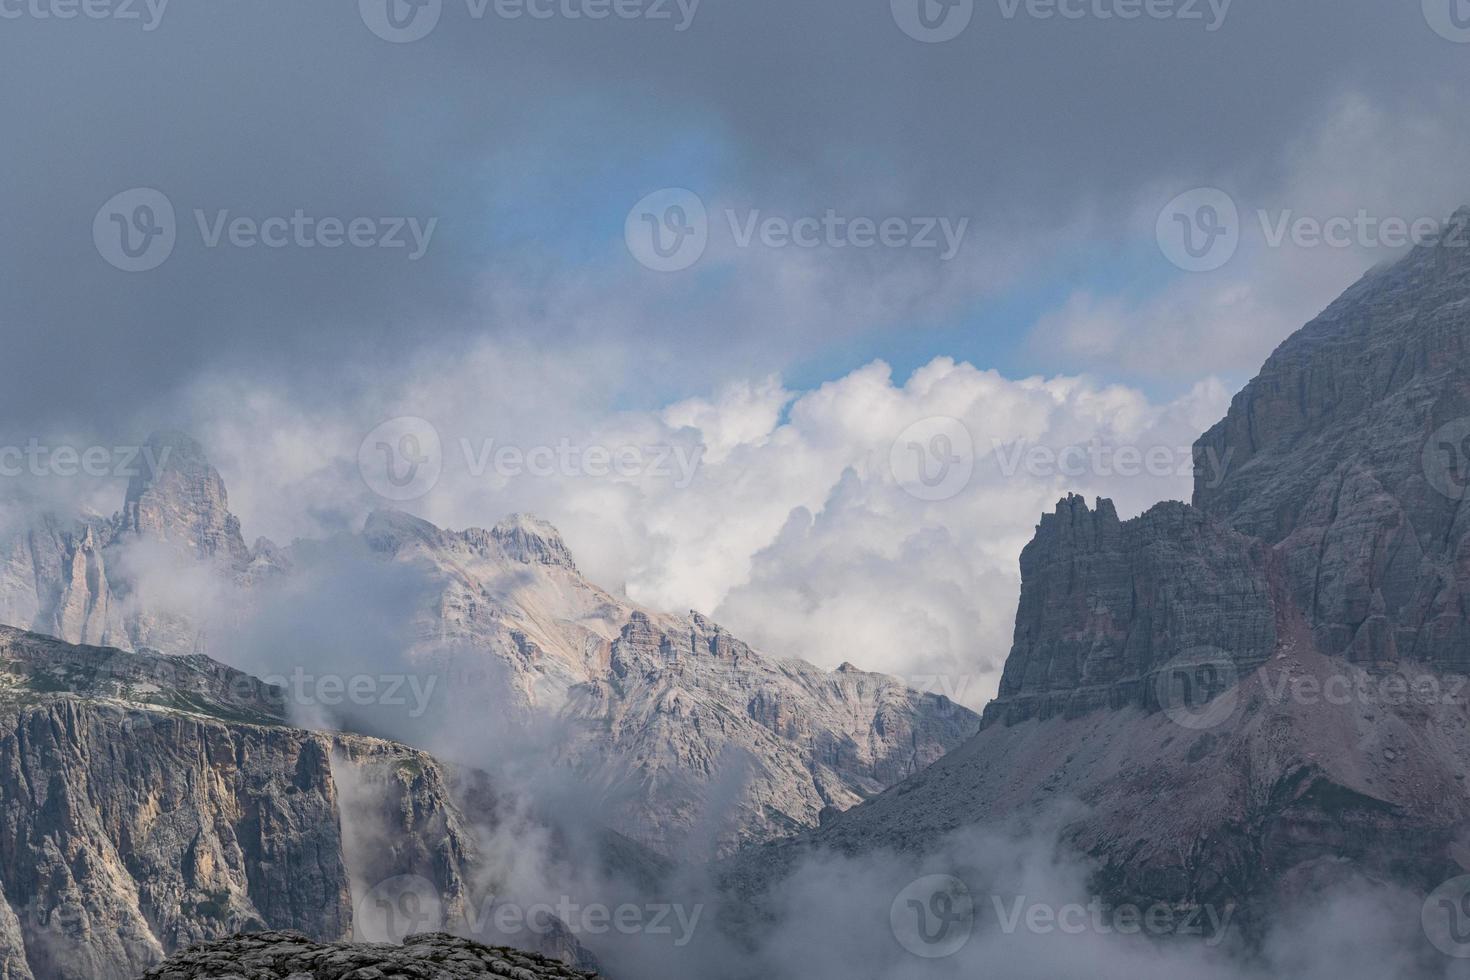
0, 701, 350, 980
0, 627, 586, 980
985, 214, 1470, 722
117, 432, 252, 569
0, 433, 284, 657
1195, 213, 1470, 668
0, 516, 117, 655
987, 495, 1278, 726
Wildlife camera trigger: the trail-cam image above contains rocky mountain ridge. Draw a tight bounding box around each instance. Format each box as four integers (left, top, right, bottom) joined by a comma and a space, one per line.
0, 442, 978, 862
724, 214, 1470, 960
358, 508, 979, 857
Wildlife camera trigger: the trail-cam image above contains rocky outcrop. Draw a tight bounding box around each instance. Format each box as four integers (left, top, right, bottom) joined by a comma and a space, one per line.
362, 510, 979, 858
0, 433, 284, 657
0, 516, 118, 655
488, 513, 580, 571
117, 432, 251, 568
986, 495, 1278, 726
0, 627, 593, 980
139, 931, 598, 980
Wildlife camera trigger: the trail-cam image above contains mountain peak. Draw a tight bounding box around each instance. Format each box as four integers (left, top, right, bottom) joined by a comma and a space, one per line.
490, 513, 578, 571
361, 509, 443, 554
119, 430, 249, 565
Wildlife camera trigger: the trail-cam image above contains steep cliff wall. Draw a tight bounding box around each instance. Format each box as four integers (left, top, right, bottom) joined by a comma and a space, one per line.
0, 627, 586, 980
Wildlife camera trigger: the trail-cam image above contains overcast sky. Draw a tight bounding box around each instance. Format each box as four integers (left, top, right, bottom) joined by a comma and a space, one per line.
4, 0, 1470, 703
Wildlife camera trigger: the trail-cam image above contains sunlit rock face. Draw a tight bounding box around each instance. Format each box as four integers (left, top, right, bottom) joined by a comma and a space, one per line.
357, 507, 979, 858
0, 626, 595, 980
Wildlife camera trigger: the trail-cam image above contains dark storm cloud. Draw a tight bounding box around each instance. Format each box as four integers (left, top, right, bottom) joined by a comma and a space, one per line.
0, 0, 1464, 435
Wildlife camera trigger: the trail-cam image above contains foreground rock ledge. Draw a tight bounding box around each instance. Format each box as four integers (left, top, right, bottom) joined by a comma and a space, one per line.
138, 931, 600, 980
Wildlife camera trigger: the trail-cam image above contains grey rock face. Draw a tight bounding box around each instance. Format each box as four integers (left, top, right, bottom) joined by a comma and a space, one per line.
0, 627, 591, 980
736, 648, 1470, 942
118, 432, 251, 568
986, 495, 1277, 726
0, 433, 285, 657
1195, 215, 1470, 668
488, 513, 580, 571
138, 931, 598, 980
